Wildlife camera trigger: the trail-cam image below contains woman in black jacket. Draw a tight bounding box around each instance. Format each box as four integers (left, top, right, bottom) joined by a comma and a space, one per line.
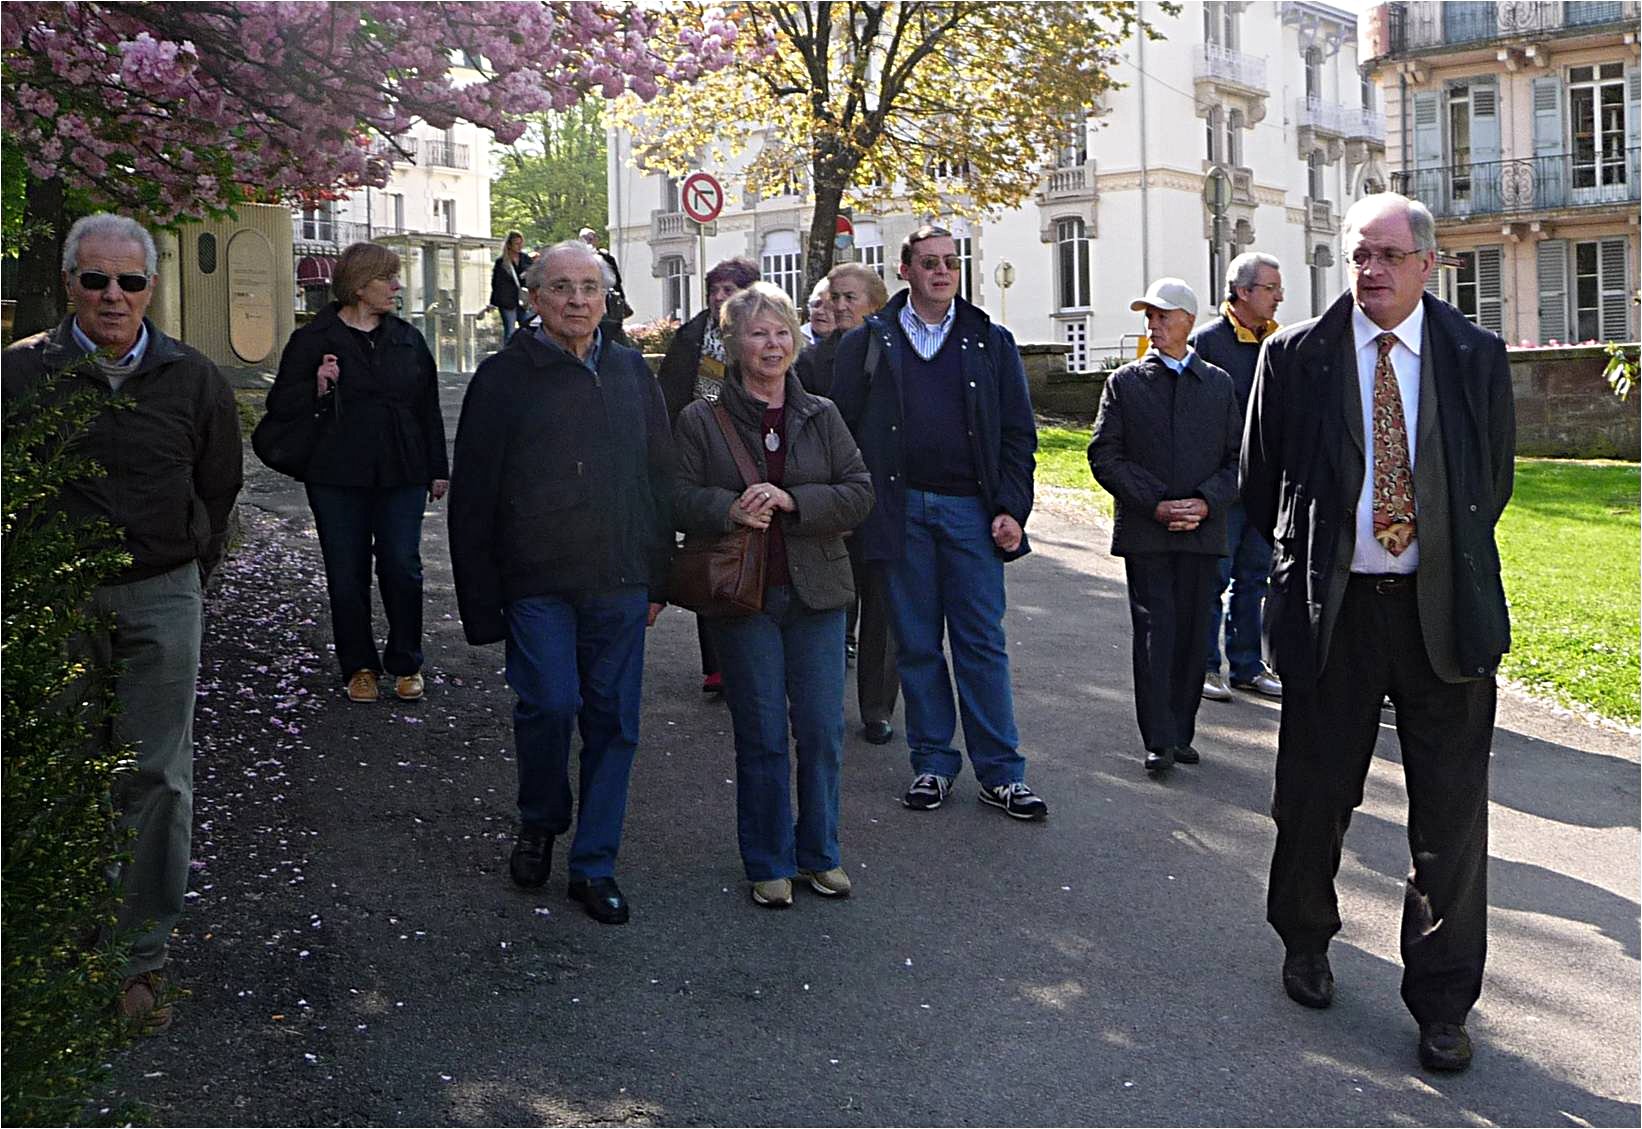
490, 231, 528, 341
673, 282, 873, 908
265, 242, 449, 703
657, 255, 760, 695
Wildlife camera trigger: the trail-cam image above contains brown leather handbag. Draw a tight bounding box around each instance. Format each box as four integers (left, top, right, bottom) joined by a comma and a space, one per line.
668, 403, 767, 617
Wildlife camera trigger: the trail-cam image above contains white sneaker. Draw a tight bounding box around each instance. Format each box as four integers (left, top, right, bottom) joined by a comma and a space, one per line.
1233, 670, 1283, 699
1202, 672, 1233, 702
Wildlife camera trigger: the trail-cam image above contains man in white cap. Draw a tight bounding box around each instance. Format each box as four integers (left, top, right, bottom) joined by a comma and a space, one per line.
1087, 278, 1242, 775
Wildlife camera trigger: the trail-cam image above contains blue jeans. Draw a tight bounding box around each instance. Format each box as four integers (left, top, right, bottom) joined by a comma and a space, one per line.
499, 306, 520, 341
1205, 501, 1273, 681
306, 483, 427, 678
710, 587, 847, 882
504, 588, 648, 880
884, 491, 1025, 787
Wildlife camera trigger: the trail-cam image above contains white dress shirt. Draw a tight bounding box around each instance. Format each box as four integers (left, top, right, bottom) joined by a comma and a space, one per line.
1350, 301, 1423, 574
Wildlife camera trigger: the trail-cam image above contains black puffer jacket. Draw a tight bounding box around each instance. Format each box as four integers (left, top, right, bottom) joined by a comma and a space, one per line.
2, 316, 243, 582
264, 303, 448, 487
448, 330, 676, 644
657, 308, 713, 422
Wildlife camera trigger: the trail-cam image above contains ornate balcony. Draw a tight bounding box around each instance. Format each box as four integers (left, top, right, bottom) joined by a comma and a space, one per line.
423, 139, 469, 169
1386, 0, 1639, 55
1391, 150, 1641, 220
650, 210, 692, 243
1194, 43, 1268, 124
1037, 161, 1097, 205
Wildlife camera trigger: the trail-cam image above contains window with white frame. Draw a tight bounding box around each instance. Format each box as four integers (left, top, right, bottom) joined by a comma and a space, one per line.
386, 193, 405, 233
1569, 63, 1629, 190
1573, 237, 1631, 341
1055, 217, 1091, 310
301, 203, 337, 242
1058, 116, 1088, 168
1307, 150, 1327, 202
1203, 0, 1238, 48
432, 198, 456, 234
928, 155, 971, 181
1226, 109, 1244, 166
1205, 105, 1222, 163
1304, 46, 1322, 101
953, 235, 975, 302
662, 256, 691, 322
855, 220, 885, 279
662, 176, 681, 213
1452, 247, 1504, 334
760, 231, 804, 305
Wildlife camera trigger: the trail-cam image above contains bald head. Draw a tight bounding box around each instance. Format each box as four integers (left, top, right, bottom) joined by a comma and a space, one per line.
1342, 191, 1436, 329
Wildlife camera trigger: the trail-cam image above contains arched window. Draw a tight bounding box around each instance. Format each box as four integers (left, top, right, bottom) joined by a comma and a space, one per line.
760, 231, 804, 305
662, 256, 691, 322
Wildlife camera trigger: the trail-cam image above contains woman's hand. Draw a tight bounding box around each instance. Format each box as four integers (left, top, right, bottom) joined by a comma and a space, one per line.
316, 353, 340, 396
428, 479, 449, 502
741, 483, 794, 512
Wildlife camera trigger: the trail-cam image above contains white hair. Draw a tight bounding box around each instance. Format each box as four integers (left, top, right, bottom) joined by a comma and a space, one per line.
1226, 252, 1281, 302
807, 278, 831, 305
63, 213, 157, 275
524, 238, 606, 290
1343, 192, 1437, 252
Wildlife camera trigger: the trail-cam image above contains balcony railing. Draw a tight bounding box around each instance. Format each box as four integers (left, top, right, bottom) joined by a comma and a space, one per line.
423, 139, 469, 169
1194, 43, 1267, 92
1391, 150, 1641, 219
1390, 0, 1639, 53
295, 218, 371, 246
651, 210, 691, 240
1040, 161, 1096, 201
1347, 108, 1387, 143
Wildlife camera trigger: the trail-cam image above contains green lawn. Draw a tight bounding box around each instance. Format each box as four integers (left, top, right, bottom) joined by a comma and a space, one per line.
1036, 427, 1640, 725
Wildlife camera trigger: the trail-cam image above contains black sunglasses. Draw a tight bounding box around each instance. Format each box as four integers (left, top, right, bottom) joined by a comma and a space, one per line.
78, 270, 150, 293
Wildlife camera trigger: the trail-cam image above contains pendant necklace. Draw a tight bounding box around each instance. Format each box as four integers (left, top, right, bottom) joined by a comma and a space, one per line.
765, 428, 781, 452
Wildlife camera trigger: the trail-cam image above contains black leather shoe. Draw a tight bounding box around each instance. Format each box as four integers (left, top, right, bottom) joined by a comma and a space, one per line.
1418, 1022, 1472, 1072
862, 720, 894, 745
1171, 744, 1200, 765
567, 877, 630, 925
509, 829, 552, 889
1144, 747, 1175, 774
1282, 951, 1335, 1009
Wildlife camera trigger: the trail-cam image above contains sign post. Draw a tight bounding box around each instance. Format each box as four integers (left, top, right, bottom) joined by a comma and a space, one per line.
993, 260, 1016, 323
681, 171, 726, 310
833, 211, 855, 264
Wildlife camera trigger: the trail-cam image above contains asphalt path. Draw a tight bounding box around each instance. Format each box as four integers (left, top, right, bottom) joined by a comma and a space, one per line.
103, 370, 1640, 1126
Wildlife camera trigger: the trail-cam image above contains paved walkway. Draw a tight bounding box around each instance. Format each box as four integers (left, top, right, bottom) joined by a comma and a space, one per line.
105, 372, 1639, 1126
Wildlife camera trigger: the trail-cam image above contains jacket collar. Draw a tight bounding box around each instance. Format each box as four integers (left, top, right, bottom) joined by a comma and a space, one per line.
720, 367, 823, 428
43, 315, 185, 376
1221, 301, 1279, 343
867, 288, 992, 340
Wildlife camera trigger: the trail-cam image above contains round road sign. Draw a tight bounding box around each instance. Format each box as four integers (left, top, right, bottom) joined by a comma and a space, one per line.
681, 171, 725, 224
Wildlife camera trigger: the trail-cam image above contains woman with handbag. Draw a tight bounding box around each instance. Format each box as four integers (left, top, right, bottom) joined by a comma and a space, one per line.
262, 241, 448, 703
671, 282, 873, 908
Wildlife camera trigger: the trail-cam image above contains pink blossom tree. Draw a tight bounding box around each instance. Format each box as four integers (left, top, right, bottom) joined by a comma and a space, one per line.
2, 1, 744, 334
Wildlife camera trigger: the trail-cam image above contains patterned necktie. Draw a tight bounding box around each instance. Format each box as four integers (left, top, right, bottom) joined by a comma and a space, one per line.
1371, 331, 1416, 555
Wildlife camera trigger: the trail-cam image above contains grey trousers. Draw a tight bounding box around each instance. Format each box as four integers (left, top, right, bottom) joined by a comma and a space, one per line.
81, 563, 203, 976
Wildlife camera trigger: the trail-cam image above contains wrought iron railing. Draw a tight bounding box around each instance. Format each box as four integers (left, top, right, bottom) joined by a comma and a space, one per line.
423, 139, 470, 169
1194, 43, 1267, 91
1391, 149, 1641, 218
1391, 0, 1638, 52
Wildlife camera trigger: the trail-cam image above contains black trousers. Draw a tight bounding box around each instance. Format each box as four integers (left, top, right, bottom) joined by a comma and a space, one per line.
1267, 574, 1495, 1025
1123, 552, 1220, 751
851, 551, 900, 727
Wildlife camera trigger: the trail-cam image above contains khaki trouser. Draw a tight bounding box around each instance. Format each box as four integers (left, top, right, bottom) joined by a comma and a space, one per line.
80, 563, 203, 976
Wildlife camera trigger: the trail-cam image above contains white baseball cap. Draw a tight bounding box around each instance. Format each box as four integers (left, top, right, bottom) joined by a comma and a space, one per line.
1129, 278, 1199, 318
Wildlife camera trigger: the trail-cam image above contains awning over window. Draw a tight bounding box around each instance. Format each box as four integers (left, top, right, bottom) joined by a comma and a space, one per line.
296, 255, 335, 287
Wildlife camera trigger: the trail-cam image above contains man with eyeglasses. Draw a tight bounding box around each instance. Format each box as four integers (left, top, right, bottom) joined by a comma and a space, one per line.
2, 212, 244, 1032
450, 239, 675, 927
1242, 192, 1515, 1073
1189, 251, 1285, 705
832, 224, 1045, 821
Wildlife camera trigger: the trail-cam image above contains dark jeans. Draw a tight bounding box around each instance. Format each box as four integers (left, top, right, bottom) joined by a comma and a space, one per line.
306, 483, 427, 678
504, 587, 648, 880
1123, 553, 1220, 751
1267, 575, 1495, 1025
1205, 501, 1273, 680
695, 614, 720, 679
850, 546, 900, 727
884, 490, 1024, 788
710, 587, 847, 881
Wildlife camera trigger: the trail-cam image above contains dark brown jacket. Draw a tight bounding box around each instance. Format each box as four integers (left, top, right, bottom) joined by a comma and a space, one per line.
672, 369, 873, 612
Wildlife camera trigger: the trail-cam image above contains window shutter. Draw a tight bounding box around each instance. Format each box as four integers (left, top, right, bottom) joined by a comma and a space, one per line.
1536, 239, 1569, 343
1476, 246, 1504, 335
1627, 67, 1639, 154
1532, 76, 1566, 209
1598, 237, 1631, 341
1469, 83, 1501, 210
1413, 91, 1443, 170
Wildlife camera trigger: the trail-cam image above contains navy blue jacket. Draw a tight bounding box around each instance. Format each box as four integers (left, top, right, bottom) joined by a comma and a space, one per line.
1188, 312, 1262, 417
448, 330, 675, 645
831, 291, 1036, 563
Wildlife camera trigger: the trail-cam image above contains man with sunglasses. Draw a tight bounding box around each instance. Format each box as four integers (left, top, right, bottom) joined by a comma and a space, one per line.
3, 212, 243, 1032
1242, 192, 1515, 1073
1189, 251, 1285, 705
831, 225, 1045, 821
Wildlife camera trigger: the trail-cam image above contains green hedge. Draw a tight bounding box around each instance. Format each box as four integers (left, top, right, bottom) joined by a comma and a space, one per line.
2, 369, 135, 1125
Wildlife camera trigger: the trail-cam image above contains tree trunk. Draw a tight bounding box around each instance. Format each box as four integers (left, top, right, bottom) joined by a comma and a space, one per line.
14, 178, 67, 339
804, 183, 841, 300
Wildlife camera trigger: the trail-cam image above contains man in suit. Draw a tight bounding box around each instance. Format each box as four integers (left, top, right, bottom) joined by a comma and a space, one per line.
1241, 192, 1515, 1073
831, 225, 1045, 820
1089, 279, 1242, 775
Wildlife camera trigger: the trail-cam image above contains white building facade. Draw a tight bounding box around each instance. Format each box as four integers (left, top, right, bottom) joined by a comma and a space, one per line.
607, 1, 1385, 368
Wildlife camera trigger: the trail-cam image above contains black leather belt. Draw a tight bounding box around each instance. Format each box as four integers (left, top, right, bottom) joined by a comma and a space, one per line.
1350, 573, 1416, 595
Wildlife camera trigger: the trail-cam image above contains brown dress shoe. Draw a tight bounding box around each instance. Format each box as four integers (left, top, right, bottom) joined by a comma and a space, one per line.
118, 971, 173, 1033
347, 669, 379, 702
395, 672, 425, 701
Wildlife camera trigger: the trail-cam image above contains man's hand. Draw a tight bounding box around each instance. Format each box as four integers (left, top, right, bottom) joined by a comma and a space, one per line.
1154, 498, 1208, 532
646, 602, 666, 627
991, 513, 1023, 553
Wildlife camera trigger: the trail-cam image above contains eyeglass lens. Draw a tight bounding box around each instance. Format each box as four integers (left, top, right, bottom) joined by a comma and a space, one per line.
918, 256, 962, 270
79, 271, 150, 293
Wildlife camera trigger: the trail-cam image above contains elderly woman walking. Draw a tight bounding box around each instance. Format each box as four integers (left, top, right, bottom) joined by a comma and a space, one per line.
672, 282, 873, 908
264, 241, 448, 703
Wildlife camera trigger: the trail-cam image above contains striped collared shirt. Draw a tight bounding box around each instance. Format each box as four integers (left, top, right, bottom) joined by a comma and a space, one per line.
898, 299, 957, 361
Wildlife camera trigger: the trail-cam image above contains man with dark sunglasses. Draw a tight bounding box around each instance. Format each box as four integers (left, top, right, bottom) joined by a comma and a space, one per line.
3, 212, 243, 1033
831, 224, 1045, 822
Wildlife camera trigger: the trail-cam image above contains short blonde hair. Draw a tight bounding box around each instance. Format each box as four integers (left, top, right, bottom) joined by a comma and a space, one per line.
826, 262, 888, 309
720, 282, 803, 373
334, 242, 401, 307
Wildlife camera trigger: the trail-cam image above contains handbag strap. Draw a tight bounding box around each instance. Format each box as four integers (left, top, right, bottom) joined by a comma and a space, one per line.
710, 402, 763, 488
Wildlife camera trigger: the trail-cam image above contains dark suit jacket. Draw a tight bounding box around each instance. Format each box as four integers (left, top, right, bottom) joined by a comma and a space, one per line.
1240, 291, 1515, 688
1087, 351, 1242, 557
